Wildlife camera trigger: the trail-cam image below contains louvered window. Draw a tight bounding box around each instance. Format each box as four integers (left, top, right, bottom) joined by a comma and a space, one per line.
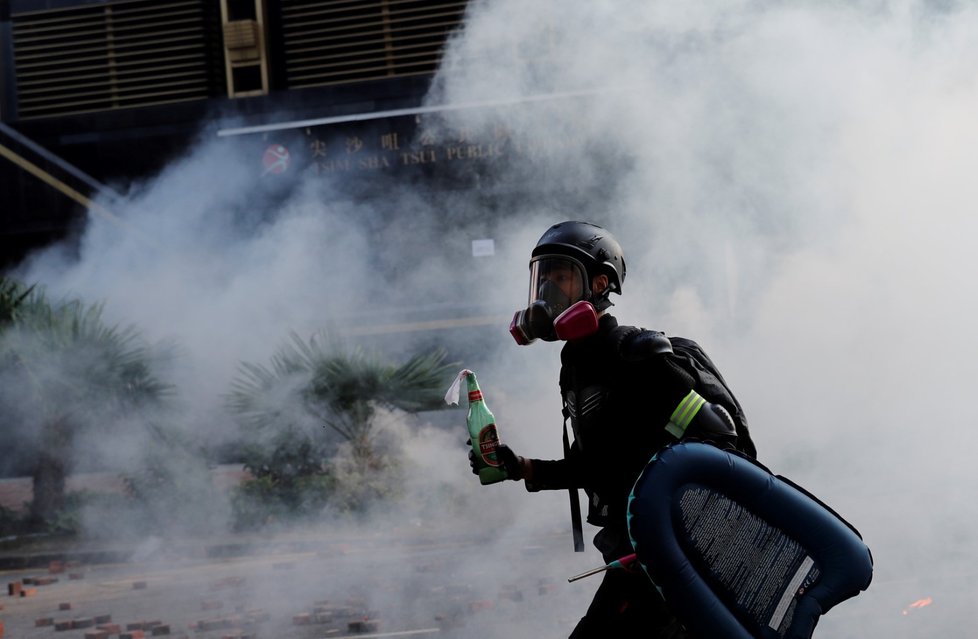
11, 0, 224, 120
281, 0, 467, 89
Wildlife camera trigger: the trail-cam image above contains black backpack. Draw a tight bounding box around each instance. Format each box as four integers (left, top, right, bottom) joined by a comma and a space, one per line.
609, 325, 757, 459
668, 335, 756, 458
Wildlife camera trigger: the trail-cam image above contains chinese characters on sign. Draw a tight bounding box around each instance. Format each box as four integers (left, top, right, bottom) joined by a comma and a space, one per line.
263, 120, 571, 176
305, 128, 508, 176
275, 119, 569, 178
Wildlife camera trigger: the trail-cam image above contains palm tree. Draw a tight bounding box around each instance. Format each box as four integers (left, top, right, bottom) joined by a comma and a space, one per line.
0, 290, 172, 527
0, 276, 33, 327
228, 331, 454, 512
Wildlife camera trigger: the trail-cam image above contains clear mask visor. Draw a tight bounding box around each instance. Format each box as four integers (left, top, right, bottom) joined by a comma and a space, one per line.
528, 256, 589, 317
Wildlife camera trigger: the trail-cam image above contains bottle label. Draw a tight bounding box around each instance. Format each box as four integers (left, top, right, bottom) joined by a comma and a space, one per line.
478, 425, 501, 467
468, 390, 483, 402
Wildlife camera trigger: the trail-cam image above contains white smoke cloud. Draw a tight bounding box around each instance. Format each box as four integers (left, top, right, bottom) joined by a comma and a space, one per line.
5, 0, 977, 635
428, 1, 978, 635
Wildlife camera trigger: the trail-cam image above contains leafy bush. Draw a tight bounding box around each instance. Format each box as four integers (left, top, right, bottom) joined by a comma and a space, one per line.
121, 424, 229, 536
0, 503, 27, 537
227, 331, 455, 528
0, 288, 176, 529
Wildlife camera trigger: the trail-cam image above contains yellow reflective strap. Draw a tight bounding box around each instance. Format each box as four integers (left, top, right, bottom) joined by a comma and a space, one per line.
665, 390, 706, 439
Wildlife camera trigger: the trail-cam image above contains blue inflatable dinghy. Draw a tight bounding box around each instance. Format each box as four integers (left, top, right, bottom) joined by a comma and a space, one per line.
627, 442, 873, 639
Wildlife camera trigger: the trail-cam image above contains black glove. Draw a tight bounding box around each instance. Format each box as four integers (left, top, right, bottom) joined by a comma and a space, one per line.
466, 439, 524, 480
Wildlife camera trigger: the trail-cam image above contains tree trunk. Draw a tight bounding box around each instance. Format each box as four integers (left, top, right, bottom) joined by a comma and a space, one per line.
29, 417, 71, 529
29, 453, 66, 528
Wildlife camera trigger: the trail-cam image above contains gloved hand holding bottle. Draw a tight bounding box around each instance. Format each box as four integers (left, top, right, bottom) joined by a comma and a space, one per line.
445, 369, 528, 485
465, 439, 529, 481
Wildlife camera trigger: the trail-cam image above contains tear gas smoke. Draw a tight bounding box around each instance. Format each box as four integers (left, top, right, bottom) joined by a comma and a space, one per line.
5, 0, 978, 635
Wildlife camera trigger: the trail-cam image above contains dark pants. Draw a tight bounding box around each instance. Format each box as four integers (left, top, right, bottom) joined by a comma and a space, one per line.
569, 569, 688, 639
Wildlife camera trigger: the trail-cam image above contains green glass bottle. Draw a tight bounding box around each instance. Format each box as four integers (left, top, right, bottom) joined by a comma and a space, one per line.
465, 371, 508, 485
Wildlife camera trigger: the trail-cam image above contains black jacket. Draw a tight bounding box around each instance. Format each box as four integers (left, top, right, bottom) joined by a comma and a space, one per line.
525, 314, 733, 559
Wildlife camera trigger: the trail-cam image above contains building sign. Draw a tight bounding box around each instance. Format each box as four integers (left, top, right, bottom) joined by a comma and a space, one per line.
261, 144, 291, 175
248, 112, 574, 184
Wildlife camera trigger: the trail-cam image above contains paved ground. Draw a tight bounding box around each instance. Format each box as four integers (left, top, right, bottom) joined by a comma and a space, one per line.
0, 526, 595, 639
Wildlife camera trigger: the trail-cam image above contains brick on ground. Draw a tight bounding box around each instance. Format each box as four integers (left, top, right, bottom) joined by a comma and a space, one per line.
194, 618, 230, 632
468, 600, 494, 613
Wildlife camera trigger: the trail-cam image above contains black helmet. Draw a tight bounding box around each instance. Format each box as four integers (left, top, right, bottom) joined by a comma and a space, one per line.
531, 221, 625, 310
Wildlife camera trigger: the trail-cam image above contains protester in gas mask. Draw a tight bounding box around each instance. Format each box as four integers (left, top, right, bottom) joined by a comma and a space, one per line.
471, 220, 755, 638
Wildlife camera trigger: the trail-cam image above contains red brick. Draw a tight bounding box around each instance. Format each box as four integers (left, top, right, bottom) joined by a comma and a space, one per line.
468, 600, 494, 613
0, 619, 4, 637
6, 582, 21, 596
20, 587, 37, 597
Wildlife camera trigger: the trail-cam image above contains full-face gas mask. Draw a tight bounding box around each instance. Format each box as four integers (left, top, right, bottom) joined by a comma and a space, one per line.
509, 256, 600, 345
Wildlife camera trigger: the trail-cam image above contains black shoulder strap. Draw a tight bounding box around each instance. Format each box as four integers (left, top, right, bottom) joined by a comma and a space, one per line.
563, 408, 585, 553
